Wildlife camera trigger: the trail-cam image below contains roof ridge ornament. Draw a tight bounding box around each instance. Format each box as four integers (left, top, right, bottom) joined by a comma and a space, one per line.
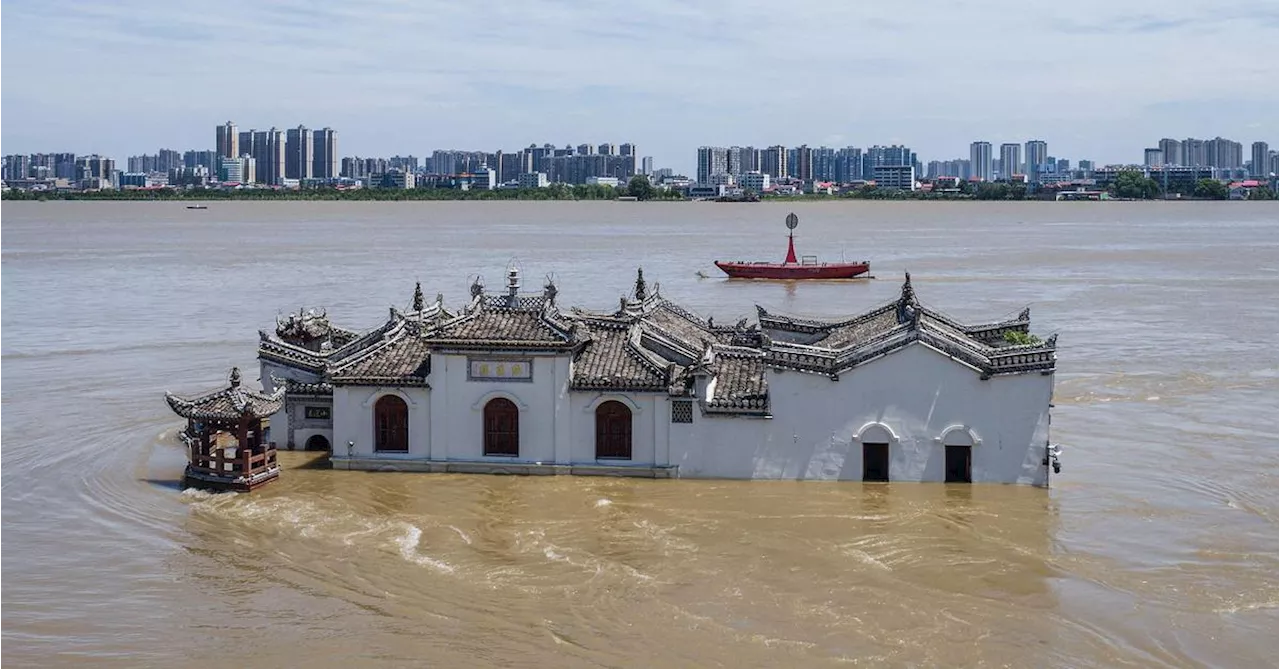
634, 267, 647, 301
543, 274, 558, 305
897, 271, 919, 324
470, 275, 484, 299
1018, 306, 1031, 321
1046, 333, 1058, 348
229, 366, 242, 388
412, 282, 425, 312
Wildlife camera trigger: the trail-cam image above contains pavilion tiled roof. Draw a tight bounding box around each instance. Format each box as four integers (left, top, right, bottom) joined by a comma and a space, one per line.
165, 367, 285, 421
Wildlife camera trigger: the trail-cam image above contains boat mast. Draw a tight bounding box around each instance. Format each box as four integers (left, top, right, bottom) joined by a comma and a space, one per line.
784, 212, 799, 264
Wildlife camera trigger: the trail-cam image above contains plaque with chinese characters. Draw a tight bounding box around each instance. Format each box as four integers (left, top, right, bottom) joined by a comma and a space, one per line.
468, 358, 533, 382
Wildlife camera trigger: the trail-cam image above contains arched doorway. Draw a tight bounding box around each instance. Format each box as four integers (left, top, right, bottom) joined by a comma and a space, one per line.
483, 398, 519, 456
943, 429, 974, 483
374, 395, 409, 452
859, 424, 892, 482
595, 400, 632, 459
304, 434, 331, 452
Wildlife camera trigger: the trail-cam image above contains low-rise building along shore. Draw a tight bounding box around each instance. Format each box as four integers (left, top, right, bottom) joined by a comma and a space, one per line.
168, 268, 1063, 486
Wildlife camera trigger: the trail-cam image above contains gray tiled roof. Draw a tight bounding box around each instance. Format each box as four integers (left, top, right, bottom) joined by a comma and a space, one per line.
331, 335, 432, 386
758, 273, 1056, 378
428, 294, 578, 349
165, 368, 285, 421
571, 319, 671, 391
706, 347, 769, 414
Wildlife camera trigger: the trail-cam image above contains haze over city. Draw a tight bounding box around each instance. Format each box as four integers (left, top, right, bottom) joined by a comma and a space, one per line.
2, 0, 1277, 171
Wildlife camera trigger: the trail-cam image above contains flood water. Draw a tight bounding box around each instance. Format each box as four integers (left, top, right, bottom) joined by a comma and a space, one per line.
2, 201, 1277, 668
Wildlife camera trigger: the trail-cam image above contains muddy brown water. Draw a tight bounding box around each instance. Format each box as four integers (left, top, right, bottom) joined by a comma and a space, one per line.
2, 201, 1276, 667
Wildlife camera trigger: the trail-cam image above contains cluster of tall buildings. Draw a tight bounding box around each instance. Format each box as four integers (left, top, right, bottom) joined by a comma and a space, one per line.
1143, 138, 1276, 177
694, 145, 919, 186
956, 140, 1066, 183
213, 121, 338, 185
1, 153, 118, 189
391, 143, 643, 185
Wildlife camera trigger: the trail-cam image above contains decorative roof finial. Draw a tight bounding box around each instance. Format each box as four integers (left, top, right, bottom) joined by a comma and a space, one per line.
901, 271, 916, 306
470, 275, 484, 299
634, 267, 647, 301
1046, 333, 1058, 348
229, 366, 242, 388
1018, 306, 1030, 322
543, 275, 558, 305
897, 271, 920, 325
412, 282, 424, 312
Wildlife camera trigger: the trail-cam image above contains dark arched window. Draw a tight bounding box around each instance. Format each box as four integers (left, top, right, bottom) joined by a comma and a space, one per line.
595, 400, 633, 460
374, 395, 409, 452
484, 398, 519, 457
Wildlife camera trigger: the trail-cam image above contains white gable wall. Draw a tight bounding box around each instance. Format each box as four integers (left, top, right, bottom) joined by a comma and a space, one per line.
675, 342, 1051, 484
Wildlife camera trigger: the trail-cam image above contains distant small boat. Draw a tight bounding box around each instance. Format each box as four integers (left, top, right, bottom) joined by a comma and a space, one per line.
714, 213, 871, 280
186, 205, 208, 210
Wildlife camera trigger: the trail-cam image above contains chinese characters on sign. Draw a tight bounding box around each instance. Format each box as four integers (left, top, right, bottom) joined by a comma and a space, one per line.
469, 358, 533, 381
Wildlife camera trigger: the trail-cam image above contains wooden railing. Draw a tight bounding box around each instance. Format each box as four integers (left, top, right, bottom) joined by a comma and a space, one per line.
188, 443, 279, 478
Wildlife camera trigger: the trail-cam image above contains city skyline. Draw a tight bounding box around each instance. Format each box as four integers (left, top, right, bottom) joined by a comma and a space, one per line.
2, 1, 1276, 173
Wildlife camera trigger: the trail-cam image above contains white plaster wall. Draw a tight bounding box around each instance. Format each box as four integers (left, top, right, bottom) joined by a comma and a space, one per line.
428, 353, 570, 463
332, 385, 431, 459
567, 393, 660, 465
292, 427, 334, 451
675, 342, 1052, 484
260, 360, 324, 447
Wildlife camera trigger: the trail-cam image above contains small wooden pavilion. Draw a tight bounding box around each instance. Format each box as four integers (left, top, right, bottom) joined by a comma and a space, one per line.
165, 367, 284, 492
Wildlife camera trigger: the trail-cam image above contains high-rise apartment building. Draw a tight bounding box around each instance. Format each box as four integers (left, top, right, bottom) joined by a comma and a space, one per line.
812, 147, 836, 181
970, 142, 993, 181
641, 156, 654, 176
1181, 138, 1207, 167
760, 146, 787, 180
311, 127, 338, 179
598, 143, 617, 156
1158, 138, 1182, 166
75, 154, 116, 186
216, 121, 238, 160
1205, 137, 1242, 169
793, 145, 814, 182
1250, 142, 1270, 177
286, 126, 314, 180
251, 128, 285, 185
696, 146, 729, 184
1144, 148, 1164, 167
1024, 140, 1048, 182
999, 143, 1021, 179
834, 148, 864, 182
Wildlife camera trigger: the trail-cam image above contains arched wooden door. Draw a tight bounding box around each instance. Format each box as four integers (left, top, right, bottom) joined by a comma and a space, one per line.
595, 401, 632, 460
484, 398, 519, 456
374, 395, 409, 452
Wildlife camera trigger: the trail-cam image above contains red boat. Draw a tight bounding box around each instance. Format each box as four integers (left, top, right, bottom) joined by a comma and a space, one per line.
714, 213, 871, 279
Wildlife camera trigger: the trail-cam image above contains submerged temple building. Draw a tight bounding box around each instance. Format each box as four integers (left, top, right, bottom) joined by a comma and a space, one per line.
171, 267, 1062, 487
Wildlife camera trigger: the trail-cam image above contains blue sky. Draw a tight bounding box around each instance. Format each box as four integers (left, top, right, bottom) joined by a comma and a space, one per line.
2, 0, 1277, 172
